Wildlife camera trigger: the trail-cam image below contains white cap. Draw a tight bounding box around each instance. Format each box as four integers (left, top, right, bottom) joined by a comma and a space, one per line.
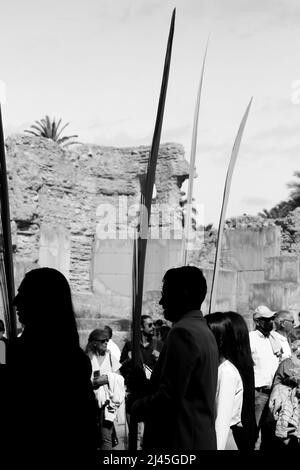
253, 305, 276, 319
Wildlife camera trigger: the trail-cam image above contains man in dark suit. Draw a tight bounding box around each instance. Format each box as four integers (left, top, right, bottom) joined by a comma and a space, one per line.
131, 266, 219, 450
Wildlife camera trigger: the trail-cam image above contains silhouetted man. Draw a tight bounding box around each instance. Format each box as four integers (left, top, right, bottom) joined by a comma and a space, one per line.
131, 266, 219, 450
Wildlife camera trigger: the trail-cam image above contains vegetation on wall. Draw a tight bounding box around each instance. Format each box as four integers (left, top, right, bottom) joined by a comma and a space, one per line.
24, 115, 78, 147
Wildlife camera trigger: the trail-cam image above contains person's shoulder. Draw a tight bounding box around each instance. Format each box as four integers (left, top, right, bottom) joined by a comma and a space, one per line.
121, 339, 132, 349
249, 329, 257, 337
249, 330, 259, 342
272, 331, 286, 341
278, 357, 293, 369
219, 360, 242, 382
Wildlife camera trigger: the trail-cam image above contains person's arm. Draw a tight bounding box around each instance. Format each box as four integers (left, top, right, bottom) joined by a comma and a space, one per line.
92, 375, 108, 389
269, 360, 293, 418
215, 365, 239, 450
131, 327, 200, 421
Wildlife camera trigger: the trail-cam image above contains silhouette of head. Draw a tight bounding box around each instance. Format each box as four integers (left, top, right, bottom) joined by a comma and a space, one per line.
159, 266, 207, 323
13, 267, 79, 347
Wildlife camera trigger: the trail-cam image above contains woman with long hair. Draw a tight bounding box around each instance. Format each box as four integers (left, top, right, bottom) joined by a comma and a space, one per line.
86, 328, 125, 450
224, 311, 257, 450
206, 312, 244, 450
7, 268, 98, 465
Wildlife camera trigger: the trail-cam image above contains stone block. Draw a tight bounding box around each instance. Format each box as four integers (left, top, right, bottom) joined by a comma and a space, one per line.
39, 224, 70, 280
201, 267, 237, 315
264, 255, 300, 283
249, 281, 300, 312
221, 227, 281, 271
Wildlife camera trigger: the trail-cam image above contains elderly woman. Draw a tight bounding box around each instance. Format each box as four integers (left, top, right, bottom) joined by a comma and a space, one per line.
86, 328, 125, 450
269, 331, 300, 449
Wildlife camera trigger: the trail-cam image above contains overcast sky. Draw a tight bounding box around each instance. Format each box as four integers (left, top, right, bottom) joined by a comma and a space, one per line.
1, 0, 300, 225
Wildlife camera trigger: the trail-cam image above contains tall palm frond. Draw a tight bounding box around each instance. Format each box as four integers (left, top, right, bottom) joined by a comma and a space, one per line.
209, 98, 252, 313
0, 104, 16, 340
129, 8, 176, 451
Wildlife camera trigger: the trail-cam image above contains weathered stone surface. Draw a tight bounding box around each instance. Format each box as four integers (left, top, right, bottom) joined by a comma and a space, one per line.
236, 270, 265, 316
264, 255, 300, 283
221, 226, 281, 271
6, 134, 189, 341
201, 267, 237, 315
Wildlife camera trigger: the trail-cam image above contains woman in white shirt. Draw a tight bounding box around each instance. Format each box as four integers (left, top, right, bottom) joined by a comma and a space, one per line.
86, 328, 124, 450
206, 312, 243, 450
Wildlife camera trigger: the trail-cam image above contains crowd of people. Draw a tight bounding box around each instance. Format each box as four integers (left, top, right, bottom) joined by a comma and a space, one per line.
0, 265, 300, 460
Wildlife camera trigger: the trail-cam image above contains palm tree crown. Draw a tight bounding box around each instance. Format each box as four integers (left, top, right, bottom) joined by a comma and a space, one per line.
24, 115, 78, 147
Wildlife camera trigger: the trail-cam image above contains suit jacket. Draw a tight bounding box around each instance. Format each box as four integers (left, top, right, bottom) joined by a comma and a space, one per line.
132, 310, 219, 450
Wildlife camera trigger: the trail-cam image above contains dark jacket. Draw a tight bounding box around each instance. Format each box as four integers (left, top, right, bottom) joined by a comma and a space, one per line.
5, 333, 98, 465
132, 310, 219, 450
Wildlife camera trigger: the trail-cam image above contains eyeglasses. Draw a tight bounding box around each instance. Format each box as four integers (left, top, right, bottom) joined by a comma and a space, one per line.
94, 339, 109, 343
282, 319, 295, 325
145, 323, 153, 327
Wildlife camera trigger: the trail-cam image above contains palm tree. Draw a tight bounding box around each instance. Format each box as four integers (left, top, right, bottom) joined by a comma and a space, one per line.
24, 115, 78, 147
287, 171, 300, 201
259, 200, 295, 219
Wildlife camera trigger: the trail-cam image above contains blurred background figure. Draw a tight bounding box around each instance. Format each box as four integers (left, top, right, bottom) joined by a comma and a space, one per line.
268, 330, 300, 449
154, 318, 171, 344
105, 324, 121, 361
289, 312, 300, 342
273, 310, 293, 359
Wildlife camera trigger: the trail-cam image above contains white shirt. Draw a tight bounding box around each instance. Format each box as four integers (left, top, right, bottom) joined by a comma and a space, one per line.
272, 331, 292, 360
215, 360, 243, 450
249, 330, 280, 388
107, 339, 121, 361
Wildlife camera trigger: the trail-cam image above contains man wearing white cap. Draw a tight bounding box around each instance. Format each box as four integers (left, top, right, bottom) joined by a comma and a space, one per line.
249, 305, 283, 449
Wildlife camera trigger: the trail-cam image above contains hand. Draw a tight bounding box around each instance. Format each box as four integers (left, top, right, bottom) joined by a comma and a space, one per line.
269, 394, 282, 420
92, 374, 108, 389
152, 349, 160, 360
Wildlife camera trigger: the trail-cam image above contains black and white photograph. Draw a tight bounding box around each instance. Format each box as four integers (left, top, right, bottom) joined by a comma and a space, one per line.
1, 0, 300, 463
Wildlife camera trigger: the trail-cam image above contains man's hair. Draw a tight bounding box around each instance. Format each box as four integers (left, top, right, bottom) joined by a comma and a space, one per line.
274, 310, 292, 328
141, 315, 152, 328
163, 266, 207, 309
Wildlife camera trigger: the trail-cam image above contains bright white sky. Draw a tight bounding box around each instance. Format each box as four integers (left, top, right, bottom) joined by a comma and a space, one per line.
1, 0, 300, 225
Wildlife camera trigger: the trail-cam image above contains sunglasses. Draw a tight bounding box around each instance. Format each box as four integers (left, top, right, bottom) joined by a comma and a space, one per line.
145, 323, 153, 327
94, 339, 109, 343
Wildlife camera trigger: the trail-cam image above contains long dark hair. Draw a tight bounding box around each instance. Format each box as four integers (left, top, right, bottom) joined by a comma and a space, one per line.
16, 267, 79, 349
223, 311, 257, 449
205, 312, 236, 364
206, 311, 257, 449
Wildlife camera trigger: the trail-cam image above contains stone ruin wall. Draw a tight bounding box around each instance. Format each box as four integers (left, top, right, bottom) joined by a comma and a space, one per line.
5, 133, 300, 344
190, 212, 300, 329
6, 134, 189, 347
